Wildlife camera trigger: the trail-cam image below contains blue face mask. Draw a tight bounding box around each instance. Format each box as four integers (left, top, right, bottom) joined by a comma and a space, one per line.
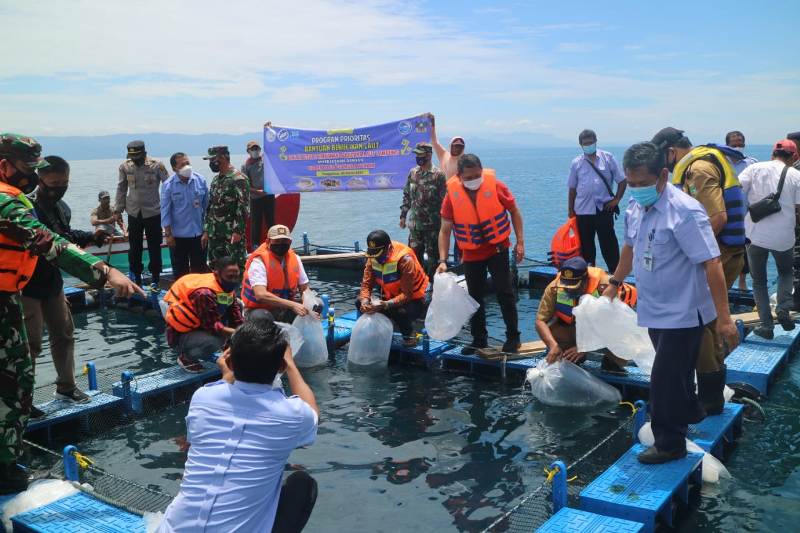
582, 143, 597, 155
629, 183, 660, 207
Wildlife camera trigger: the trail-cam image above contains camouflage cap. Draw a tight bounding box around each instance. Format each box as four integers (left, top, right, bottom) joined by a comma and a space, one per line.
412, 142, 433, 155
126, 140, 146, 156
203, 145, 230, 159
0, 133, 49, 169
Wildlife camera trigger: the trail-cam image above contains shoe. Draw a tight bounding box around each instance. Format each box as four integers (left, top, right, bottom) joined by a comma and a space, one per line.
601, 356, 628, 375
55, 387, 91, 404
777, 311, 795, 331
697, 365, 726, 416
29, 405, 46, 419
0, 463, 29, 494
461, 339, 488, 355
753, 325, 774, 339
149, 282, 160, 293
501, 337, 521, 354
637, 446, 687, 464
178, 354, 205, 374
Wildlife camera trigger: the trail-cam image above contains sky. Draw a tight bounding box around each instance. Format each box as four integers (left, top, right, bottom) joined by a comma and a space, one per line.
2, 0, 799, 145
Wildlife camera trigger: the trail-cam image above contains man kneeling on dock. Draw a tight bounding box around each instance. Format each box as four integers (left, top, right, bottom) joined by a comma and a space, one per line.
163, 257, 243, 373
157, 318, 319, 532
358, 229, 429, 346
538, 257, 634, 373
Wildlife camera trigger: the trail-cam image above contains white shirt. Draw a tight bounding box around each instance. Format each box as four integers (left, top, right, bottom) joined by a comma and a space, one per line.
248, 255, 309, 287
157, 380, 318, 533
739, 160, 800, 252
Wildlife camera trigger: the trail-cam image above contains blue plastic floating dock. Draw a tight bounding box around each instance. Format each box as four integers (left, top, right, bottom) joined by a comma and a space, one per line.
743, 324, 800, 352
537, 507, 645, 533
112, 364, 221, 413
688, 403, 744, 459
390, 335, 453, 362
11, 492, 145, 533
725, 338, 787, 395
62, 286, 87, 309
580, 443, 703, 533
26, 391, 123, 434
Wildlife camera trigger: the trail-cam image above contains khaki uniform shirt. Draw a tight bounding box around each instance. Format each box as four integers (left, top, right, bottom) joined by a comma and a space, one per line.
114, 157, 169, 218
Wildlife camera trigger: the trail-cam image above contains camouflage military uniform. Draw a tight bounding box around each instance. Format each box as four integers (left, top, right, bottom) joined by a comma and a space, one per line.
205, 168, 250, 272
400, 165, 447, 273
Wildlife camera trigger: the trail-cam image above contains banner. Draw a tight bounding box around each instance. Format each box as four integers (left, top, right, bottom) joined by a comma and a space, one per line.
263, 115, 431, 193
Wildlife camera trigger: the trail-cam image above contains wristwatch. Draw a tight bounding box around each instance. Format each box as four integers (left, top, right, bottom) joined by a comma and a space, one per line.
438, 259, 447, 264
608, 277, 622, 287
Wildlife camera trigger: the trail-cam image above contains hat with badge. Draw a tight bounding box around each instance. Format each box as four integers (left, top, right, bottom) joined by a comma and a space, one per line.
365, 229, 391, 258
556, 257, 589, 290
203, 145, 230, 160
412, 142, 433, 155
267, 224, 292, 241
0, 132, 49, 169
126, 140, 146, 158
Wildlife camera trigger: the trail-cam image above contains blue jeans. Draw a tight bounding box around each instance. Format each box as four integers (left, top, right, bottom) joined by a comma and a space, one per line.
747, 244, 794, 327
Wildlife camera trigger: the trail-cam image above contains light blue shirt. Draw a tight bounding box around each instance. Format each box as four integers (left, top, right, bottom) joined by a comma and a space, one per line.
728, 154, 758, 176
624, 184, 720, 329
157, 380, 317, 533
567, 149, 625, 215
160, 173, 208, 238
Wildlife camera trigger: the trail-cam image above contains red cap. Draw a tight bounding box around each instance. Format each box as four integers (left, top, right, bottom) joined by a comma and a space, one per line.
773, 139, 798, 155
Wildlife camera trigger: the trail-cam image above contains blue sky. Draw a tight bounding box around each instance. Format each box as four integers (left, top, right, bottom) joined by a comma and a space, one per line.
2, 0, 798, 144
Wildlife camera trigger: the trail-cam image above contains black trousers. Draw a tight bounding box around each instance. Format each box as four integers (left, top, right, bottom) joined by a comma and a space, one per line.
576, 209, 620, 272
355, 299, 424, 337
128, 213, 163, 282
170, 236, 208, 279
272, 471, 318, 533
463, 248, 519, 343
647, 321, 705, 453
251, 194, 276, 247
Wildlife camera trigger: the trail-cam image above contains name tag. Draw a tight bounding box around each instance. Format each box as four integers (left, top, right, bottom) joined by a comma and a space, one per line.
643, 251, 653, 272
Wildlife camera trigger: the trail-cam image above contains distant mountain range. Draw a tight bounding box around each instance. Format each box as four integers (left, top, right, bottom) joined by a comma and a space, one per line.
37, 131, 576, 160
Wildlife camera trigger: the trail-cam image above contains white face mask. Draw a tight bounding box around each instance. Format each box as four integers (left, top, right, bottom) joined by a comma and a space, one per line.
249, 149, 261, 159
462, 177, 483, 190
178, 165, 193, 178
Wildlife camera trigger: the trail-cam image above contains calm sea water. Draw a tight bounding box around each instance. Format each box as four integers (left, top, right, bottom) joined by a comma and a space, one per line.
29, 146, 799, 532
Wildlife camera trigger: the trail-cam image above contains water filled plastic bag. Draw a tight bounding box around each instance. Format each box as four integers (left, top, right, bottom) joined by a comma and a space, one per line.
525, 359, 621, 407
425, 273, 480, 340
275, 321, 304, 357
573, 295, 655, 375
292, 289, 328, 368
548, 216, 582, 267
638, 422, 731, 483
348, 312, 394, 366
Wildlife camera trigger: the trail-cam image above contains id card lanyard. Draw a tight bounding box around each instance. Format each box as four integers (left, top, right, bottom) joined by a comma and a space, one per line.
643, 228, 655, 272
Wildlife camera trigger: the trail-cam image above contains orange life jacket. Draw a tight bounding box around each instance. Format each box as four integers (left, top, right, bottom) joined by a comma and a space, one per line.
554, 267, 637, 324
241, 244, 301, 309
0, 181, 39, 292
164, 273, 234, 332
446, 169, 511, 250
370, 241, 428, 300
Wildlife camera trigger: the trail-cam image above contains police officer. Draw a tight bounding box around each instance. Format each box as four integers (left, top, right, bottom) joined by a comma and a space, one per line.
202, 146, 250, 274
0, 133, 142, 493
400, 142, 447, 277
603, 141, 738, 464
114, 140, 169, 287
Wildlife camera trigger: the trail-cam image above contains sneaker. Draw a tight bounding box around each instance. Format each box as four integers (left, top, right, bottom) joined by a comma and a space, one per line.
55, 387, 91, 404
753, 325, 774, 340
501, 337, 521, 354
637, 446, 687, 464
0, 463, 29, 495
29, 405, 46, 419
149, 282, 160, 293
178, 354, 205, 374
461, 339, 489, 355
777, 311, 795, 331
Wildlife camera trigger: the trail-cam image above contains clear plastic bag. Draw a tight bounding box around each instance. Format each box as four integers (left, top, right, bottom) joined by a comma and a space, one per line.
637, 422, 731, 483
525, 359, 621, 408
573, 295, 655, 375
425, 273, 480, 341
347, 312, 394, 366
291, 289, 328, 368
275, 321, 303, 358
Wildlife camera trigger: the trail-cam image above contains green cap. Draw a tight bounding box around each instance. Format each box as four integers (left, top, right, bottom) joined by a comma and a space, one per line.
412, 142, 433, 155
203, 145, 230, 159
0, 133, 49, 169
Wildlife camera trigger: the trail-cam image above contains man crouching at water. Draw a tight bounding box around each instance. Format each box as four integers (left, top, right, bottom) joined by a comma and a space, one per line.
158, 318, 319, 533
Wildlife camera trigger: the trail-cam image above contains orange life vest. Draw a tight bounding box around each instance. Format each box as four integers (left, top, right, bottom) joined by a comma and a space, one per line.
370, 241, 428, 301
164, 273, 234, 332
554, 267, 637, 324
446, 169, 511, 250
241, 244, 301, 309
0, 181, 39, 292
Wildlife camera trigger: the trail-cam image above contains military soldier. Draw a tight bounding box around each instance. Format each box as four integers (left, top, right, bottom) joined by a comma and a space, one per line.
114, 140, 169, 286
399, 142, 447, 276
0, 133, 142, 493
202, 146, 250, 273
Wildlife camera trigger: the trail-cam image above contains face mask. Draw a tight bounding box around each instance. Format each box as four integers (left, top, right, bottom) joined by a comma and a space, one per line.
462, 177, 483, 191
376, 250, 389, 264
218, 278, 239, 293
5, 167, 39, 194
630, 183, 661, 207
416, 156, 429, 166
582, 143, 597, 155
131, 156, 145, 167
209, 160, 221, 173
178, 165, 193, 178
665, 149, 677, 173
270, 242, 291, 256
248, 149, 261, 159
38, 183, 68, 203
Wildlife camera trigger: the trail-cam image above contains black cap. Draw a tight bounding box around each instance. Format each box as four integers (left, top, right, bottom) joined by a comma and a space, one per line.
203, 145, 230, 159
365, 229, 391, 258
787, 131, 800, 141
651, 127, 685, 148
127, 140, 145, 156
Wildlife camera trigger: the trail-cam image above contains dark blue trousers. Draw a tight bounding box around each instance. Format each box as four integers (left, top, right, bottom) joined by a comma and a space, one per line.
647, 321, 705, 453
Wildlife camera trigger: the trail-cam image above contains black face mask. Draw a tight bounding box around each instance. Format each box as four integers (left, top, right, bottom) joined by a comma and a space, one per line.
270, 242, 291, 256
6, 168, 39, 194
38, 183, 68, 203
218, 277, 239, 293
666, 150, 676, 173
416, 156, 429, 166
209, 160, 221, 173
131, 156, 145, 167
